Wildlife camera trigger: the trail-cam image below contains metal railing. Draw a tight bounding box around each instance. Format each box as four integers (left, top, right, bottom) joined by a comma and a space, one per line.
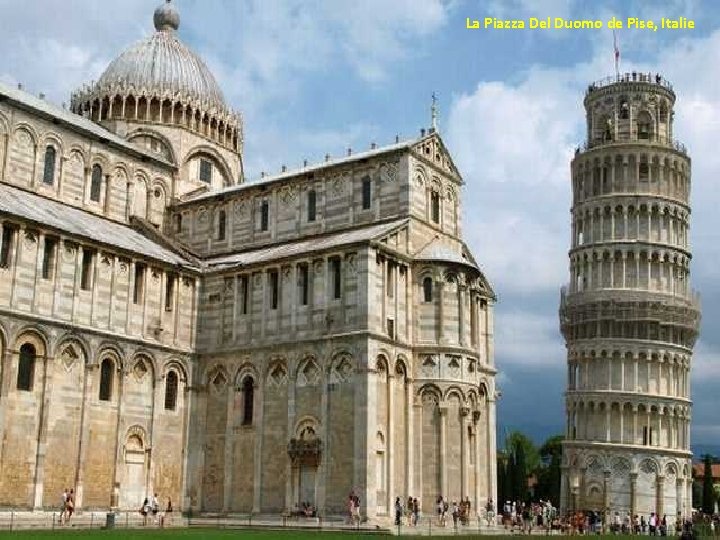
0, 510, 185, 531
587, 73, 674, 94
576, 137, 687, 155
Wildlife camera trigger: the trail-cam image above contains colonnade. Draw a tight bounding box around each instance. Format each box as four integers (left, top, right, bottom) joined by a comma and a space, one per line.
568, 353, 690, 397
71, 93, 240, 152
566, 400, 690, 450
569, 248, 690, 295
573, 152, 689, 202
572, 203, 689, 248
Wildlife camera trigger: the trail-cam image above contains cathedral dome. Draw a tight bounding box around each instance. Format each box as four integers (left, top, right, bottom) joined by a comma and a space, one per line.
95, 0, 226, 112
70, 0, 242, 154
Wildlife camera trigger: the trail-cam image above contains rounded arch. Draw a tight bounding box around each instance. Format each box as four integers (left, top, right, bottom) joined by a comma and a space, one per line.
41, 131, 65, 156
394, 354, 409, 379
53, 332, 91, 361
162, 357, 189, 383
124, 424, 148, 450
90, 152, 111, 170
13, 123, 39, 146
95, 342, 125, 370
294, 415, 320, 439
443, 385, 465, 402
130, 350, 157, 377
12, 326, 49, 356
234, 362, 259, 387
375, 352, 390, 373
54, 338, 89, 368
416, 383, 442, 401
127, 128, 177, 164
184, 145, 233, 186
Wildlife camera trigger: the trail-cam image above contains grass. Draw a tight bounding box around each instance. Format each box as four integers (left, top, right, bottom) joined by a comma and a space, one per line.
0, 530, 667, 540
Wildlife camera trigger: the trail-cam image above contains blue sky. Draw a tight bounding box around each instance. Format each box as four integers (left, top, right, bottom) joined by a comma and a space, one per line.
1, 0, 718, 451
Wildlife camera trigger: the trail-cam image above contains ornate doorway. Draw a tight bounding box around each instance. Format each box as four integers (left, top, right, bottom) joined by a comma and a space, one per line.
289, 423, 321, 509
120, 427, 148, 510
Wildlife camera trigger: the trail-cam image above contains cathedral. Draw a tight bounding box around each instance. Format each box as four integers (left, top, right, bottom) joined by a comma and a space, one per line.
0, 1, 497, 520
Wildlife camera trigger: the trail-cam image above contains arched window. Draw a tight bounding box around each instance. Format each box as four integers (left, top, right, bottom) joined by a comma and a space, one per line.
242, 377, 254, 425
43, 146, 56, 185
90, 164, 103, 202
217, 209, 226, 240
430, 191, 440, 223
260, 200, 269, 231
307, 190, 317, 222
17, 343, 36, 391
99, 358, 114, 401
423, 277, 433, 302
637, 111, 653, 140
619, 99, 629, 120
164, 370, 178, 411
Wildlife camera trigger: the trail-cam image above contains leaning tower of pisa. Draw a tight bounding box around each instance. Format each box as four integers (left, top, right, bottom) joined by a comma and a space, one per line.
559, 72, 701, 522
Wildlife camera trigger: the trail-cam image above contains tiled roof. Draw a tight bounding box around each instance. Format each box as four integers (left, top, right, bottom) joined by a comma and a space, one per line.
0, 82, 173, 168
181, 135, 432, 204
692, 462, 720, 479
207, 218, 409, 269
0, 184, 192, 268
415, 241, 479, 269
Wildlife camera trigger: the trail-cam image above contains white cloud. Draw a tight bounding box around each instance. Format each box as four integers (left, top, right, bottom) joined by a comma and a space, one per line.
495, 310, 565, 367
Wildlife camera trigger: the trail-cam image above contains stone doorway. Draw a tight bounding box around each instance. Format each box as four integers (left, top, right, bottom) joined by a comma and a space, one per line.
120, 431, 147, 510
288, 423, 321, 511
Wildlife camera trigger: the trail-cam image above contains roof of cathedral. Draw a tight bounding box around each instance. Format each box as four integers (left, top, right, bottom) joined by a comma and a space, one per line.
84, 0, 228, 115
206, 218, 409, 269
415, 242, 479, 270
179, 135, 430, 205
0, 184, 193, 268
0, 82, 174, 168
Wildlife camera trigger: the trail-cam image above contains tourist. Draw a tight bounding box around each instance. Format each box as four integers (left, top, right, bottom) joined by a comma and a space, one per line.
140, 497, 149, 525
394, 497, 402, 525
164, 498, 173, 527
59, 488, 68, 525
151, 493, 159, 523
412, 497, 419, 526
649, 512, 657, 535
406, 496, 414, 526
65, 489, 75, 523
452, 501, 459, 528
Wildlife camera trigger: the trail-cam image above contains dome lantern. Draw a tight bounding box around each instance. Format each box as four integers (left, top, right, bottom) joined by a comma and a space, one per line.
154, 0, 180, 33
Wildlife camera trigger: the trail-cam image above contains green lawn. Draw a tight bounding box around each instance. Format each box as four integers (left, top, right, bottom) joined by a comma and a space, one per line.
0, 530, 660, 540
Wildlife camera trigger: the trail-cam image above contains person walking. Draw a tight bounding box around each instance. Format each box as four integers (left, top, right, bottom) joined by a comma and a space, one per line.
394, 497, 402, 526
65, 489, 75, 523
59, 488, 68, 525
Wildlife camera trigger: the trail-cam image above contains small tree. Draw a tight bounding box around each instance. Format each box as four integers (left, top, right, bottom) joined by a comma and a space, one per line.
513, 441, 527, 502
702, 454, 715, 514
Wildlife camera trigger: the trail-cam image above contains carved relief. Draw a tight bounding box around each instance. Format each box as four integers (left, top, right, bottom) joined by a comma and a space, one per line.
279, 184, 298, 205
234, 199, 246, 218
297, 358, 320, 387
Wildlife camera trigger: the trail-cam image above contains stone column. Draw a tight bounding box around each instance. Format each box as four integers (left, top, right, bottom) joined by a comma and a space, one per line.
386, 370, 395, 513
460, 407, 469, 501
32, 348, 54, 509
253, 379, 265, 513
285, 356, 297, 512
439, 405, 448, 499
223, 385, 235, 512
630, 472, 638, 518
656, 475, 665, 518
603, 471, 611, 516
405, 378, 414, 499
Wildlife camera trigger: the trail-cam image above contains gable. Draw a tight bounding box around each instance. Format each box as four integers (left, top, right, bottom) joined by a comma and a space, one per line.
411, 133, 462, 180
